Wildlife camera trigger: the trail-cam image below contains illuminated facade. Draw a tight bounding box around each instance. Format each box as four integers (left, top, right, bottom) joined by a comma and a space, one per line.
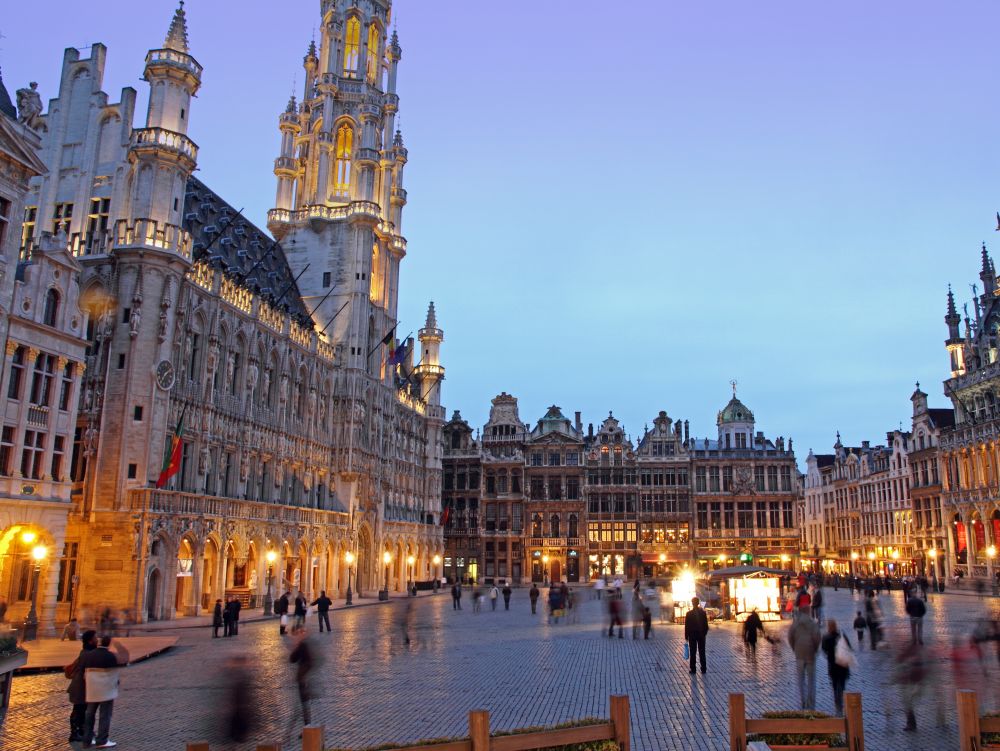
443, 391, 800, 584
938, 245, 1000, 584
908, 385, 953, 581
3, 0, 445, 627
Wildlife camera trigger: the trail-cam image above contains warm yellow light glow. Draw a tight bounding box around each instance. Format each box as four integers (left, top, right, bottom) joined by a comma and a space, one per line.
928, 548, 937, 558
370, 244, 385, 306
31, 545, 47, 561
867, 552, 876, 560
717, 553, 727, 563
366, 23, 380, 84
433, 554, 441, 565
266, 550, 277, 564
344, 17, 361, 74
383, 551, 392, 565
891, 550, 900, 560
730, 576, 781, 620
334, 123, 354, 193
21, 530, 37, 544
780, 554, 790, 563
407, 555, 415, 566
542, 554, 549, 564
850, 551, 859, 560
345, 551, 355, 565
988, 545, 997, 559
658, 553, 667, 563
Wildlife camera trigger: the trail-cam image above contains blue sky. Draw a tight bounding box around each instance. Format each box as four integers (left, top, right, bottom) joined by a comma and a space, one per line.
3, 1, 996, 461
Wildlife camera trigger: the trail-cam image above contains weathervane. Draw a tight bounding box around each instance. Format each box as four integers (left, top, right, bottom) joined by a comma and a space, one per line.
730, 379, 738, 397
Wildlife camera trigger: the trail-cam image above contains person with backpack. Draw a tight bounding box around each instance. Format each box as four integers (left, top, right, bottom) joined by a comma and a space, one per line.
905, 592, 927, 645
821, 619, 853, 715
489, 584, 500, 611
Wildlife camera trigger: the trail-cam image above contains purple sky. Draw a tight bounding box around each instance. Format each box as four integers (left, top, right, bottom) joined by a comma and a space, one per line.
3, 1, 997, 460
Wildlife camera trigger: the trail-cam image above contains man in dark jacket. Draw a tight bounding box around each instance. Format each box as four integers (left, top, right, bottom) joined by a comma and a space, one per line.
311, 590, 333, 633
451, 583, 462, 610
905, 593, 927, 645
226, 596, 242, 636
501, 582, 512, 610
293, 591, 307, 629
212, 599, 224, 638
684, 596, 709, 674
529, 584, 539, 614
66, 629, 98, 743
80, 635, 130, 748
275, 591, 290, 634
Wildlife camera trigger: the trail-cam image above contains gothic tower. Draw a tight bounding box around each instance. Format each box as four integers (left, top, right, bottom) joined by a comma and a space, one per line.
268, 0, 407, 383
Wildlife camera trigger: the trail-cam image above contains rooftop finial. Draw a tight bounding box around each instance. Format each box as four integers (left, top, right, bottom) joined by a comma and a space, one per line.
164, 1, 190, 54
730, 379, 737, 397
424, 301, 437, 330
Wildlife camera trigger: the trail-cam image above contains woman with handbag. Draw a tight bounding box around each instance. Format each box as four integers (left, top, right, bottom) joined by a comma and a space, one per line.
820, 619, 854, 715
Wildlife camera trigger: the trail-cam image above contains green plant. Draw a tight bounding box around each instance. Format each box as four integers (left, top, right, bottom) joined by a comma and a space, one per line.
747, 710, 844, 747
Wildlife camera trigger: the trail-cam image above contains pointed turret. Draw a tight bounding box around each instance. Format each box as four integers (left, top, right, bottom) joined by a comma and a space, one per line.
414, 301, 445, 408
424, 300, 437, 330
163, 1, 190, 54
981, 243, 996, 300
946, 285, 961, 341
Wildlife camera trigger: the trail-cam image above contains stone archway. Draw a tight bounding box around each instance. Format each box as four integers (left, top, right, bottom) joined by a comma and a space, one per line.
175, 537, 196, 616
146, 568, 162, 621
201, 538, 220, 610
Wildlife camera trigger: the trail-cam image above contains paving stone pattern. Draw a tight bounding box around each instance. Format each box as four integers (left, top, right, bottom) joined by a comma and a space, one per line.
2, 589, 999, 750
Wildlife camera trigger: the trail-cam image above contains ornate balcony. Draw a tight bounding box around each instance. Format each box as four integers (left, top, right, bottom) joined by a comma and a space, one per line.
129, 488, 350, 527
112, 218, 192, 260
130, 127, 198, 164
267, 201, 382, 228
145, 48, 203, 79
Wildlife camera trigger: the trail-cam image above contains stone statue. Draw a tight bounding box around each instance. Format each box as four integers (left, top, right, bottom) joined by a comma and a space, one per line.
279, 373, 289, 404
206, 343, 218, 374
158, 309, 168, 342
16, 82, 45, 131
225, 353, 235, 387
129, 307, 141, 338
261, 369, 271, 401
306, 388, 317, 420
240, 454, 250, 482
199, 445, 210, 475
99, 309, 113, 339
246, 361, 259, 395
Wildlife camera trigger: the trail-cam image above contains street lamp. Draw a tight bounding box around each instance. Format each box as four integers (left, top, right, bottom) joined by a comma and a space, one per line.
264, 550, 277, 615
380, 550, 391, 600
407, 554, 416, 595
22, 544, 47, 641
432, 554, 441, 593
542, 554, 550, 585
344, 551, 355, 606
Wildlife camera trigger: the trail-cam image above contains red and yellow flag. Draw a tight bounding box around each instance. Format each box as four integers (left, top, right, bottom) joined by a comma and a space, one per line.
155, 409, 185, 488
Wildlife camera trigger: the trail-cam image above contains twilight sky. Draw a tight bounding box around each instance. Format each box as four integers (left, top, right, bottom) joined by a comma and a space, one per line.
3, 1, 997, 462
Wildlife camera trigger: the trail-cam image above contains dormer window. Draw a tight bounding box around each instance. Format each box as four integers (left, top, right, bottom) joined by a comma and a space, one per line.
43, 289, 60, 327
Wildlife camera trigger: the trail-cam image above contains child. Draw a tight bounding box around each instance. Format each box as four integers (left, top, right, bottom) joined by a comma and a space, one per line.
642, 606, 652, 639
853, 610, 867, 650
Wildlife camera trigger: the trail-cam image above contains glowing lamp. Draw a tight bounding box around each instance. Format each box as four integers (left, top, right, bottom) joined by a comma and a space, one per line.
867, 552, 876, 561
928, 548, 937, 558
717, 553, 727, 563
542, 554, 549, 564
21, 530, 37, 544
891, 550, 900, 560
345, 551, 355, 565
31, 545, 47, 561
265, 550, 277, 564
383, 551, 392, 565
659, 553, 667, 563
432, 554, 441, 565
988, 545, 997, 559
850, 552, 859, 561
407, 555, 415, 566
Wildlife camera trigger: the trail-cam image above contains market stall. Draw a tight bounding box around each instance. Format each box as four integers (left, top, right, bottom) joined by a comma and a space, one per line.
709, 565, 786, 621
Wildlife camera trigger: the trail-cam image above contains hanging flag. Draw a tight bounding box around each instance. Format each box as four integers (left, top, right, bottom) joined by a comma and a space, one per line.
387, 336, 410, 368
155, 408, 186, 488
440, 506, 451, 527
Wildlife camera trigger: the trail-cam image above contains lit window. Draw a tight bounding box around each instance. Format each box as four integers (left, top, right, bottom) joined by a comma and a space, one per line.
52, 202, 73, 235
366, 24, 380, 84
43, 289, 60, 327
369, 243, 383, 303
19, 206, 37, 260
86, 197, 111, 253
334, 123, 353, 194
344, 17, 361, 76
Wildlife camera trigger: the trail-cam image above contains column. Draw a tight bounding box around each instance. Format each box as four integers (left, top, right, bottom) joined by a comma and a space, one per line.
0, 340, 19, 414
189, 542, 204, 616
39, 542, 63, 637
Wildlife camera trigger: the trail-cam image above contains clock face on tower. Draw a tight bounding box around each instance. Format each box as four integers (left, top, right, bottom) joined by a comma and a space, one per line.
155, 360, 175, 391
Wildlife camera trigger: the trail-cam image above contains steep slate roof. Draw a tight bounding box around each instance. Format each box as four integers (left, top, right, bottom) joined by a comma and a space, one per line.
0, 69, 16, 120
183, 176, 312, 324
927, 408, 955, 429
814, 454, 836, 468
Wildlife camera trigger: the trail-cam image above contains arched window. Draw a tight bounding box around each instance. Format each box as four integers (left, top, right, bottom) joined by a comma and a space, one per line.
369, 243, 383, 304
531, 513, 542, 538
366, 24, 380, 84
334, 123, 353, 194
568, 514, 578, 539
43, 289, 60, 327
550, 514, 560, 538
344, 17, 361, 76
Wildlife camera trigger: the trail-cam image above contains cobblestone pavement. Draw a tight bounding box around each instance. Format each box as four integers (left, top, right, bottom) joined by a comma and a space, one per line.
3, 588, 999, 751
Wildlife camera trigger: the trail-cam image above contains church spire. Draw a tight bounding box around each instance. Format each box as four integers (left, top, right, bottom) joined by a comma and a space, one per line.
163, 1, 190, 54
424, 300, 437, 330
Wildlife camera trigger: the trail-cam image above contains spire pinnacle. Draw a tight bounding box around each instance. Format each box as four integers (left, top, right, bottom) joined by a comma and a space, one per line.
947, 284, 958, 317
164, 1, 190, 54
982, 242, 992, 276
424, 301, 437, 330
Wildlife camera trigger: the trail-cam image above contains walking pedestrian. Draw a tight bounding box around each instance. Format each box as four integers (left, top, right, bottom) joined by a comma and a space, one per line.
212, 599, 224, 638
743, 608, 765, 659
288, 627, 315, 733
223, 655, 255, 742
529, 583, 539, 614
865, 590, 883, 649
451, 583, 462, 610
853, 611, 866, 650
502, 582, 512, 610
472, 586, 482, 613
275, 590, 290, 634
62, 618, 80, 641
788, 610, 821, 709
811, 586, 824, 624
607, 596, 624, 638
65, 629, 98, 744
821, 620, 853, 715
293, 591, 307, 629
905, 592, 926, 645
631, 595, 644, 639
684, 597, 709, 674
311, 590, 332, 633
222, 596, 233, 637
593, 578, 605, 600
894, 640, 928, 731
81, 635, 130, 749
642, 605, 652, 639
228, 596, 241, 636
489, 584, 499, 611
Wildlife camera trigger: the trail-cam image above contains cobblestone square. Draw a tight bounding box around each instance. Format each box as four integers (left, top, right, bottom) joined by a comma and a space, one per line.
3, 588, 998, 751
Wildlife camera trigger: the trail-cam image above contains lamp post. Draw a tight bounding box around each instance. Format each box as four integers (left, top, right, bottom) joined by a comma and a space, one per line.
432, 554, 441, 593
988, 545, 997, 595
344, 551, 355, 606
22, 544, 47, 642
542, 554, 549, 585
850, 551, 859, 579
867, 551, 876, 576
928, 547, 938, 589
380, 550, 391, 601
407, 554, 416, 595
264, 550, 277, 615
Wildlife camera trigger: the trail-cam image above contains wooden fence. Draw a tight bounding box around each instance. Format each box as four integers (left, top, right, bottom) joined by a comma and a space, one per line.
729, 693, 864, 751
957, 689, 1000, 751
186, 694, 629, 751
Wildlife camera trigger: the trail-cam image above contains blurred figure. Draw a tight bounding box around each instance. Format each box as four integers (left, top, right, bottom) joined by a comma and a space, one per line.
642, 605, 652, 639
275, 590, 291, 634
288, 626, 315, 733
743, 609, 765, 659
607, 596, 623, 638
593, 578, 605, 600
61, 618, 80, 642
528, 583, 538, 614
631, 595, 644, 639
502, 582, 512, 610
820, 619, 852, 715
905, 592, 926, 645
451, 583, 462, 610
788, 609, 821, 709
548, 584, 563, 624
864, 590, 884, 649
0, 595, 7, 623
224, 655, 255, 742
215, 598, 226, 638
853, 611, 866, 650
685, 597, 709, 674
893, 640, 928, 731
400, 597, 415, 646
293, 591, 307, 629
472, 586, 482, 613
811, 585, 824, 624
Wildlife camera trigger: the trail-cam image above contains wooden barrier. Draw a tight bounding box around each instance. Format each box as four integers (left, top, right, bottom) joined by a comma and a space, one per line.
957, 689, 1000, 751
729, 693, 864, 751
185, 695, 630, 751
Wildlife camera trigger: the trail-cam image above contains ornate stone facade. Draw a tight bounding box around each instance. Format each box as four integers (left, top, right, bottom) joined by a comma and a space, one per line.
3, 0, 445, 627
